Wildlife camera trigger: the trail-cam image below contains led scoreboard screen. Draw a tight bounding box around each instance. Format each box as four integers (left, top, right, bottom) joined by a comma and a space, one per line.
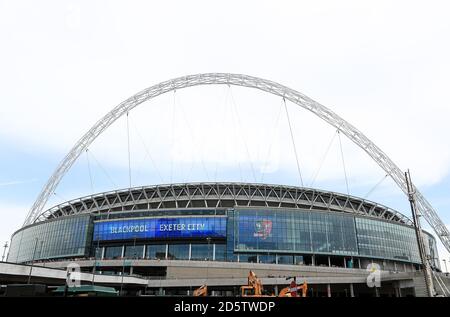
93, 217, 226, 241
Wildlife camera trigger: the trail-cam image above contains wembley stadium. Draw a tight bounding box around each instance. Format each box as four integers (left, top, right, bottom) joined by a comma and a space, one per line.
5, 182, 443, 296
2, 73, 450, 297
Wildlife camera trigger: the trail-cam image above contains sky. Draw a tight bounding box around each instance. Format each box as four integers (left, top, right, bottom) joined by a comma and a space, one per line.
0, 0, 449, 270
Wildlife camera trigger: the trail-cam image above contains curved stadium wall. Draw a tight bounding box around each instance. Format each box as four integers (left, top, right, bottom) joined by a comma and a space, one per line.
7, 183, 440, 271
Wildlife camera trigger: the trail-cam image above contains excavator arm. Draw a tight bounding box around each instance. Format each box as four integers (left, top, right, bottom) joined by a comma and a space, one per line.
278, 281, 308, 297
193, 285, 208, 296
241, 270, 264, 296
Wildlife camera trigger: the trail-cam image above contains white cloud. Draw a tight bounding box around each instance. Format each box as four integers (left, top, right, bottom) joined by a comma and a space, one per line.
1, 1, 449, 188
0, 179, 38, 187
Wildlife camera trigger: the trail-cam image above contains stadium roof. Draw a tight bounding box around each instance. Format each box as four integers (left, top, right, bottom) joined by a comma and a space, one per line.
34, 182, 413, 226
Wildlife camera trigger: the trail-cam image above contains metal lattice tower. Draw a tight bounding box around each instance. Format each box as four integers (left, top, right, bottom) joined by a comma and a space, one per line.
22, 73, 450, 255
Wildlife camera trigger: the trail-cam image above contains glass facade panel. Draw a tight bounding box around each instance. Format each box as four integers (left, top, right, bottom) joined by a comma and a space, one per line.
310, 212, 329, 253
7, 206, 439, 268
104, 246, 123, 259
93, 246, 102, 259
232, 209, 357, 256
228, 208, 432, 265
214, 244, 226, 261
277, 255, 294, 265
239, 254, 258, 263
355, 217, 420, 263
190, 244, 211, 261
124, 245, 144, 259
167, 244, 189, 260
294, 255, 304, 265
424, 233, 440, 269
146, 244, 166, 259
7, 215, 91, 263
259, 254, 276, 264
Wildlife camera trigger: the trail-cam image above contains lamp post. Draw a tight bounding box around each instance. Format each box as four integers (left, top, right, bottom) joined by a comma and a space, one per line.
120, 258, 125, 296
206, 237, 211, 261
64, 270, 71, 297
1, 241, 8, 262
27, 238, 39, 284
92, 234, 101, 285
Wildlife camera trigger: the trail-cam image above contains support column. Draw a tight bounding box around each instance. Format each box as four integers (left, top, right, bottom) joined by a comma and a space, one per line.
358, 258, 361, 269
312, 255, 315, 266
349, 283, 355, 297
274, 285, 278, 296
327, 284, 331, 297
344, 257, 347, 268
375, 287, 380, 297
328, 256, 331, 267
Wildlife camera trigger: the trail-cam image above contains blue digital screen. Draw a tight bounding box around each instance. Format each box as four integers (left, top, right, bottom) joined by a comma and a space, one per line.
93, 217, 226, 241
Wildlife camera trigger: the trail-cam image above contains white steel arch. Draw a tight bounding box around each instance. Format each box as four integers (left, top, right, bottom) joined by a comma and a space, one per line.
23, 73, 450, 253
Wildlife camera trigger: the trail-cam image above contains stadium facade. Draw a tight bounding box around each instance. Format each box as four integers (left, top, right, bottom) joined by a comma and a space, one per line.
6, 182, 445, 297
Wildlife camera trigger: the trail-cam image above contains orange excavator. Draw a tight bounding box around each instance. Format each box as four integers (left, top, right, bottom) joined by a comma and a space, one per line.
278, 278, 308, 297
240, 270, 270, 297
193, 284, 208, 296
193, 273, 307, 297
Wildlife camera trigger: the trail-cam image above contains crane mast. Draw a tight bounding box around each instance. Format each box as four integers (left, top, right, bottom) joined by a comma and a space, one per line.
405, 170, 435, 297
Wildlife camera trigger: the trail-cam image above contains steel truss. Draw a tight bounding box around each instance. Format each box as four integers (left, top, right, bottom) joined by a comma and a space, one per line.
23, 73, 450, 254
33, 182, 412, 225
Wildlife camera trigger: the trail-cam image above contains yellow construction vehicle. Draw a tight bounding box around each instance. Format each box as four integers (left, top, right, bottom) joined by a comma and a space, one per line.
278, 278, 308, 297
193, 284, 208, 296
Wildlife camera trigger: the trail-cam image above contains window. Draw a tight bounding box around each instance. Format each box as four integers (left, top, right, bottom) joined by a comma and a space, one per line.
146, 244, 166, 260
92, 246, 103, 259
277, 255, 294, 265
8, 215, 91, 263
167, 244, 189, 260
214, 244, 226, 261
191, 244, 211, 261
294, 255, 304, 265
259, 254, 276, 264
104, 246, 123, 259
239, 254, 258, 263
124, 245, 144, 259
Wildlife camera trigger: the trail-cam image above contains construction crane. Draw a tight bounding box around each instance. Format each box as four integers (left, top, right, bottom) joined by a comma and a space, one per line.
193, 284, 208, 296
278, 277, 308, 297
405, 170, 436, 297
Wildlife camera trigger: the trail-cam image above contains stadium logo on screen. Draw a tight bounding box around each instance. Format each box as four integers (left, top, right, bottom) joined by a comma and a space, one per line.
254, 220, 272, 240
